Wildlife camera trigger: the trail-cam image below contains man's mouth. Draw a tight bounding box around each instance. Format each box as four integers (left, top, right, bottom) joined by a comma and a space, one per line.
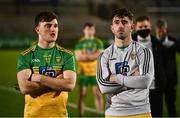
118, 29, 124, 33
50, 33, 56, 37
118, 31, 124, 34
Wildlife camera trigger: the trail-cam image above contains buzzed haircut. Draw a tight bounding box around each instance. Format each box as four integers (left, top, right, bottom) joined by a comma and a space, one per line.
35, 11, 58, 27
83, 22, 94, 29
156, 19, 167, 28
111, 8, 134, 21
135, 16, 150, 23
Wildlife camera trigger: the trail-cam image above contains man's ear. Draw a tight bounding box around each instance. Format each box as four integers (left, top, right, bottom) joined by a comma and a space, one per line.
131, 23, 135, 32
110, 25, 114, 33
149, 21, 152, 30
35, 26, 40, 34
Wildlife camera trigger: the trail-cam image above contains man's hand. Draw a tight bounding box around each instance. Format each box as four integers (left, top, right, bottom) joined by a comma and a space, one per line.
31, 74, 43, 83
131, 67, 140, 76
110, 74, 117, 82
109, 67, 140, 84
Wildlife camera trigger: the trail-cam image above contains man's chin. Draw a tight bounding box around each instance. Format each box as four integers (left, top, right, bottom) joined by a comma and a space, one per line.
117, 36, 126, 40
47, 38, 57, 42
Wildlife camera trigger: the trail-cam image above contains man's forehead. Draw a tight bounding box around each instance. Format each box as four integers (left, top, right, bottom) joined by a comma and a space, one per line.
85, 26, 95, 29
156, 25, 166, 29
113, 16, 130, 21
136, 20, 150, 25
40, 19, 58, 24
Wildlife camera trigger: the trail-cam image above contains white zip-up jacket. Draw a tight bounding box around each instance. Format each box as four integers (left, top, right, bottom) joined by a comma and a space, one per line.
96, 41, 154, 116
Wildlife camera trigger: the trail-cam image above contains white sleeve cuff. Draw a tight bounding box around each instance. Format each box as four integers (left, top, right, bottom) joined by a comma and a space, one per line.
116, 74, 125, 85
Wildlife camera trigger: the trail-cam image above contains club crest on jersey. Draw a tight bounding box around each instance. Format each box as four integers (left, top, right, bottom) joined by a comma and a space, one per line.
56, 57, 61, 62
130, 52, 136, 60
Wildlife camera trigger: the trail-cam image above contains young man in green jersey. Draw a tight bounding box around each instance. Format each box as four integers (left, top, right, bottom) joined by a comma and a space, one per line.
74, 23, 104, 116
16, 11, 76, 117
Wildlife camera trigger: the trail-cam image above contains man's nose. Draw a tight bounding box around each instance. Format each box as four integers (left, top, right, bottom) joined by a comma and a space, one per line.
118, 22, 124, 28
50, 26, 56, 31
141, 26, 147, 30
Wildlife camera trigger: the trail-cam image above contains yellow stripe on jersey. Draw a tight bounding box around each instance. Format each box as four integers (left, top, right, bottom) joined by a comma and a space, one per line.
32, 67, 39, 72
53, 66, 62, 69
56, 44, 73, 55
21, 45, 36, 56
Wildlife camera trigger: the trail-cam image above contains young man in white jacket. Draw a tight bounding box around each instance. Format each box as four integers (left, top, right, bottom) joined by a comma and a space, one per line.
96, 8, 154, 118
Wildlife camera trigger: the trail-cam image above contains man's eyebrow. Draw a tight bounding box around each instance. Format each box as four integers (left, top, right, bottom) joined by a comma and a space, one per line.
121, 19, 128, 21
45, 23, 52, 25
45, 23, 58, 26
114, 19, 119, 21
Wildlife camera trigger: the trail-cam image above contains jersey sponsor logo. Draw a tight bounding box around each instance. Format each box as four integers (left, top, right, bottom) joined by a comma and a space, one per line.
56, 57, 61, 62
39, 66, 55, 77
32, 59, 40, 63
86, 48, 93, 54
115, 61, 130, 75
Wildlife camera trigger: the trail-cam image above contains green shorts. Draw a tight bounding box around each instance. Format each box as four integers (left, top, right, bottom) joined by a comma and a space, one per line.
78, 75, 97, 86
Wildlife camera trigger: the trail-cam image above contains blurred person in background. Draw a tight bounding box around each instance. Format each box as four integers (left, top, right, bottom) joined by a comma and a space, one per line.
155, 19, 180, 117
74, 22, 104, 116
17, 11, 76, 117
132, 16, 166, 117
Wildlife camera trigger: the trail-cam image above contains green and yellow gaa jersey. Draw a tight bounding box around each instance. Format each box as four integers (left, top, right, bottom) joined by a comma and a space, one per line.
17, 44, 76, 117
75, 37, 103, 55
75, 37, 104, 76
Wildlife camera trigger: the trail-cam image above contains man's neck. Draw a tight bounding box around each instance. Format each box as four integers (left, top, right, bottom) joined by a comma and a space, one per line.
156, 35, 167, 41
115, 36, 132, 48
38, 40, 55, 49
84, 35, 94, 40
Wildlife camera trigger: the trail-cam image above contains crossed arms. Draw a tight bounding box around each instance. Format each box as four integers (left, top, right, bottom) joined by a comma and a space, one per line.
75, 50, 102, 61
17, 69, 76, 95
96, 48, 154, 94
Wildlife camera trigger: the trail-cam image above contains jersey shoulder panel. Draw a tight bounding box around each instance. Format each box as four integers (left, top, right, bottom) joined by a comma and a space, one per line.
133, 41, 147, 51
56, 44, 73, 55
20, 45, 36, 56
94, 37, 103, 43
78, 38, 86, 43
102, 44, 113, 58
79, 37, 85, 41
133, 41, 152, 58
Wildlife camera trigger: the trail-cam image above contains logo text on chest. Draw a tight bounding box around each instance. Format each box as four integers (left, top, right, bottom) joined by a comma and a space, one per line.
32, 59, 40, 63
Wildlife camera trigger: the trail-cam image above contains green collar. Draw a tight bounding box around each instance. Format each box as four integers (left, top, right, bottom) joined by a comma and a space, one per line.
117, 45, 128, 49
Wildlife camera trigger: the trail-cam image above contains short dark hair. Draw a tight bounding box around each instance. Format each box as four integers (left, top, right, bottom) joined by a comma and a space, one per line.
35, 11, 58, 27
111, 8, 134, 21
83, 22, 94, 29
156, 19, 167, 28
135, 16, 150, 23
